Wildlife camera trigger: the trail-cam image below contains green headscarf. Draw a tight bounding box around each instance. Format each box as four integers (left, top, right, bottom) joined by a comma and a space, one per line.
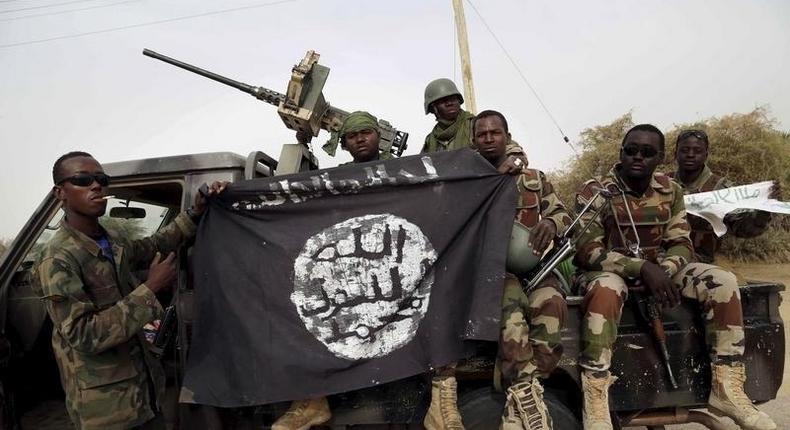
423, 109, 476, 153
323, 111, 379, 156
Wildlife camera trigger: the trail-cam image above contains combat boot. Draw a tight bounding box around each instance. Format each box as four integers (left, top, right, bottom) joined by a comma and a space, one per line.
271, 397, 331, 430
423, 376, 465, 430
708, 362, 777, 430
499, 378, 552, 430
581, 370, 615, 430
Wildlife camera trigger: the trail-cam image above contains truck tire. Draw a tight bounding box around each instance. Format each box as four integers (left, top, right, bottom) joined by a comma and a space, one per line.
458, 386, 581, 430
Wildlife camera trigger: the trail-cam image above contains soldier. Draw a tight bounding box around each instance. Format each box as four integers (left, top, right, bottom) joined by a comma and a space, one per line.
271, 111, 381, 430
339, 110, 382, 164
32, 151, 227, 430
668, 129, 779, 263
573, 125, 776, 430
422, 78, 526, 174
474, 110, 571, 430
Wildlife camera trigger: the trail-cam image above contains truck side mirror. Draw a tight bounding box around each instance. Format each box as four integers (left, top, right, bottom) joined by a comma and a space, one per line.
109, 207, 146, 219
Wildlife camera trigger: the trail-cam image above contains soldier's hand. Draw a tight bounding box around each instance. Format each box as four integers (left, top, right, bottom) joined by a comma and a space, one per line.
640, 262, 680, 308
529, 219, 557, 255
146, 252, 177, 294
497, 155, 527, 175
193, 181, 231, 216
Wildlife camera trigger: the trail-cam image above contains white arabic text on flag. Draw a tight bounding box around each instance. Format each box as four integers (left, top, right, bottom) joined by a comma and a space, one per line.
683, 181, 790, 237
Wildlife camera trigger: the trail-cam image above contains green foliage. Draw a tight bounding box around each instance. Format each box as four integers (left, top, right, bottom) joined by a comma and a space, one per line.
551, 112, 634, 206
552, 107, 790, 263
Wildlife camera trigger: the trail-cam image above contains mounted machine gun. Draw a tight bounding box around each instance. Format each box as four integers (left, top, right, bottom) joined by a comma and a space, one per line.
142, 49, 409, 173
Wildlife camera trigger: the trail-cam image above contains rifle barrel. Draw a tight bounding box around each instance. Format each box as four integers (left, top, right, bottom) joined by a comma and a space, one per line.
142, 49, 284, 106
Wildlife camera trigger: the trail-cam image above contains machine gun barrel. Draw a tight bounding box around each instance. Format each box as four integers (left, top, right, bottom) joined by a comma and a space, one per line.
525, 239, 574, 292
521, 189, 613, 294
143, 49, 285, 106
142, 48, 408, 157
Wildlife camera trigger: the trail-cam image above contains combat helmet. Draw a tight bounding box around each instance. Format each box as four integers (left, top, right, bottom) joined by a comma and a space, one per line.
506, 222, 542, 276
423, 78, 464, 115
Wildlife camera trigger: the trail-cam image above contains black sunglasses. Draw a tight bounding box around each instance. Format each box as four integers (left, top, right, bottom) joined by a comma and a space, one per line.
57, 173, 111, 187
678, 129, 708, 142
622, 144, 660, 158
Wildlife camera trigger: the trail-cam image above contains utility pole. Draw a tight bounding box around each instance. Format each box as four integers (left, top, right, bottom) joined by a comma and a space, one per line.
451, 0, 477, 114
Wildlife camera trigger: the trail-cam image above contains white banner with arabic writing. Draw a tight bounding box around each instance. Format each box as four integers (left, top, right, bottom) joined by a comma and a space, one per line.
683, 181, 790, 237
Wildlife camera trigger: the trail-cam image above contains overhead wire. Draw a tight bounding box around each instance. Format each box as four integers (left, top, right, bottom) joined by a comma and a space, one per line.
0, 0, 138, 22
0, 0, 108, 14
465, 0, 575, 152
0, 0, 299, 48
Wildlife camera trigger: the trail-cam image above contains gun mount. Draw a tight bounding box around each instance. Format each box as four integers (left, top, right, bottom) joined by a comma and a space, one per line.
142, 49, 408, 161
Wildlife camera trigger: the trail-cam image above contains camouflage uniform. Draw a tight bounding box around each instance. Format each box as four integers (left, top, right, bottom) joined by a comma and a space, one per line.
574, 165, 745, 371
499, 169, 572, 384
668, 165, 772, 263
32, 213, 196, 430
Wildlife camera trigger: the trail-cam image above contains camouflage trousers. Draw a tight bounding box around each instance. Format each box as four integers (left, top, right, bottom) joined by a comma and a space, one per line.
498, 274, 567, 384
579, 262, 744, 371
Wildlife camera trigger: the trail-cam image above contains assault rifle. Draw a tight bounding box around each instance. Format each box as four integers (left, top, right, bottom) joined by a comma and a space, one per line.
631, 288, 679, 389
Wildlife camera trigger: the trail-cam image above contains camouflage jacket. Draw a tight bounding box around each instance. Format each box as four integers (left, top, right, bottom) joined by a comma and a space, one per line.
668, 165, 771, 263
574, 165, 693, 279
32, 212, 196, 430
515, 168, 572, 235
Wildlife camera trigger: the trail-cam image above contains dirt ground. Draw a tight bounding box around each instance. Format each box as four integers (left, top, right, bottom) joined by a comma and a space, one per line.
631, 259, 790, 430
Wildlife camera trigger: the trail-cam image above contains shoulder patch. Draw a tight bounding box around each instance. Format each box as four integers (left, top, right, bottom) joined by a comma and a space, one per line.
654, 173, 671, 187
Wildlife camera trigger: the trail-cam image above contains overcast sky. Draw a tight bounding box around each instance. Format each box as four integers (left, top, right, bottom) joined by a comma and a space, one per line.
1, 0, 788, 240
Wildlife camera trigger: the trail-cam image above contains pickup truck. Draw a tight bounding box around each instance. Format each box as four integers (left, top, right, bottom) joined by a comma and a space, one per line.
0, 151, 783, 429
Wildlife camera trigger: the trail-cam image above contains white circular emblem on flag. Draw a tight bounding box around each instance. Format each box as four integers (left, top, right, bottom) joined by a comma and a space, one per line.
292, 214, 437, 360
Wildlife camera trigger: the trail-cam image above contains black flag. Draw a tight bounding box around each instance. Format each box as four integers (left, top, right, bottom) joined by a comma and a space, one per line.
181, 149, 516, 406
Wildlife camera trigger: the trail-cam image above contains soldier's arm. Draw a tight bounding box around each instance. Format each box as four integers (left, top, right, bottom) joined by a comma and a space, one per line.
717, 177, 772, 238
539, 172, 573, 236
126, 212, 196, 269
35, 256, 162, 354
573, 181, 645, 278
724, 210, 771, 238
659, 183, 693, 276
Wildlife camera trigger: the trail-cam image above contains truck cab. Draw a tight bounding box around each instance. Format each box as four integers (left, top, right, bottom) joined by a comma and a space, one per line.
0, 151, 784, 429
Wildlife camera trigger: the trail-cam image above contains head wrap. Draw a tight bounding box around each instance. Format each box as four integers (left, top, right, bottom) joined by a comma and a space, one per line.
323, 111, 379, 156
